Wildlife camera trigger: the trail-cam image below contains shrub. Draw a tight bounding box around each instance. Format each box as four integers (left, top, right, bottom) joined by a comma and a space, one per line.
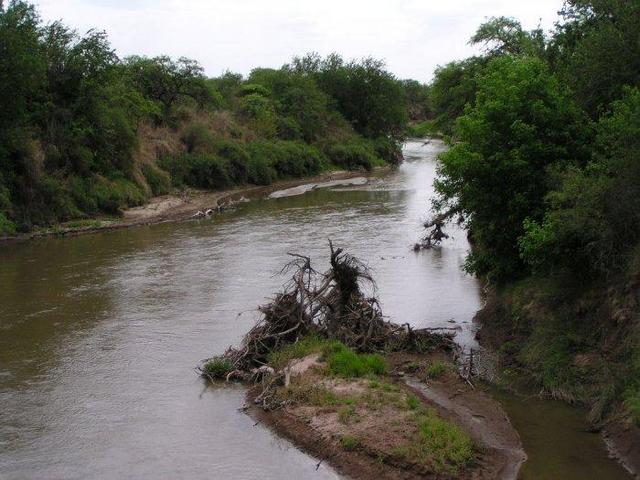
426, 361, 448, 379
181, 122, 215, 153
93, 177, 146, 214
142, 164, 171, 195
324, 142, 378, 171
246, 141, 325, 180
406, 394, 420, 410
339, 435, 361, 451
161, 154, 231, 190
212, 140, 250, 184
246, 156, 277, 186
267, 335, 330, 370
203, 358, 233, 379
372, 136, 402, 165
0, 212, 16, 236
414, 411, 474, 472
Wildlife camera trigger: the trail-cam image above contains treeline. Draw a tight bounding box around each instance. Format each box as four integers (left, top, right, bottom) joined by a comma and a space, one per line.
0, 1, 412, 234
425, 1, 640, 424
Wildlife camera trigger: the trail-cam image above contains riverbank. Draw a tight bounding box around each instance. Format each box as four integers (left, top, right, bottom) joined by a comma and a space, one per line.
0, 167, 388, 244
475, 285, 640, 478
245, 349, 524, 480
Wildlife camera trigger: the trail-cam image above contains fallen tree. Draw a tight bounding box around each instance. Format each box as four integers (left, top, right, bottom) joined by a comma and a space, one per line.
414, 207, 461, 251
199, 242, 458, 387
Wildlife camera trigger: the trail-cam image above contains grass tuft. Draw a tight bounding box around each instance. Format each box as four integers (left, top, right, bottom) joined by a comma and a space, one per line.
393, 409, 474, 474
426, 361, 449, 379
325, 342, 387, 378
202, 357, 233, 379
339, 434, 361, 451
267, 335, 330, 369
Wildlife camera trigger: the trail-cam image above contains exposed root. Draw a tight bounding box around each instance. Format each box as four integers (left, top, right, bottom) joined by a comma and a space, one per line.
199, 242, 460, 406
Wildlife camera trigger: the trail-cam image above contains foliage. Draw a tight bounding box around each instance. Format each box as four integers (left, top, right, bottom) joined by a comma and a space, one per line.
289, 53, 408, 139
550, 0, 640, 117
339, 434, 361, 451
520, 88, 640, 278
267, 335, 330, 370
393, 409, 474, 474
434, 56, 589, 281
426, 361, 448, 379
325, 342, 387, 378
429, 57, 486, 136
142, 164, 171, 196
0, 212, 16, 235
401, 79, 431, 121
470, 16, 546, 57
324, 141, 380, 171
0, 2, 408, 233
203, 358, 234, 380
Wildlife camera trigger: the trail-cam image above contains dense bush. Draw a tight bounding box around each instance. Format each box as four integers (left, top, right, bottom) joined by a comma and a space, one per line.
324, 141, 379, 171
142, 164, 171, 196
520, 88, 640, 278
247, 141, 325, 179
434, 56, 590, 281
160, 154, 230, 190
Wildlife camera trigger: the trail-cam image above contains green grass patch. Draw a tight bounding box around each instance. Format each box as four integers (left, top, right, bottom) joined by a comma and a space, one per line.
267, 335, 331, 369
339, 434, 361, 451
625, 391, 640, 425
202, 357, 233, 379
406, 394, 420, 410
325, 342, 387, 378
63, 219, 103, 229
393, 409, 474, 474
426, 361, 449, 379
338, 405, 359, 424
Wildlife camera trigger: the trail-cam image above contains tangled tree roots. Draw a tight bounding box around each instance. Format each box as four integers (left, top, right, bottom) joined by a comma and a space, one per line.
199, 242, 457, 383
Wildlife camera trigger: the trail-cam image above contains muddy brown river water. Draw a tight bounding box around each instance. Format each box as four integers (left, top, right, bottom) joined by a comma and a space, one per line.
0, 140, 631, 479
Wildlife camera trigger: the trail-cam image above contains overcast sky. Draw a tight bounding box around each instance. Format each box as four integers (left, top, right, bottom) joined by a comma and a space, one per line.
36, 0, 565, 82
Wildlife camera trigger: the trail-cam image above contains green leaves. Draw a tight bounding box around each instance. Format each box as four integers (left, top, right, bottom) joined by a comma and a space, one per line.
435, 56, 588, 281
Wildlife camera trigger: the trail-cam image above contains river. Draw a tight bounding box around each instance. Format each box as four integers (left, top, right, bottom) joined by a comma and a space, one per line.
0, 140, 630, 479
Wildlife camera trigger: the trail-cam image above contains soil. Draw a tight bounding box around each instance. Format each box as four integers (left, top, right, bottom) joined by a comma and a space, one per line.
247, 351, 525, 480
604, 421, 640, 477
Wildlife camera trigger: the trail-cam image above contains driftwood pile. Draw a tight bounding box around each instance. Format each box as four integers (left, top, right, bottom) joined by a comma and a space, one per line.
199, 242, 457, 385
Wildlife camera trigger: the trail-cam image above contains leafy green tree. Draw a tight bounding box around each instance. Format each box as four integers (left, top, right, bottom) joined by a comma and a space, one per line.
520, 87, 640, 277
247, 68, 335, 142
434, 56, 590, 281
470, 16, 546, 57
550, 0, 640, 116
123, 55, 216, 119
429, 57, 486, 136
401, 79, 431, 121
289, 53, 408, 139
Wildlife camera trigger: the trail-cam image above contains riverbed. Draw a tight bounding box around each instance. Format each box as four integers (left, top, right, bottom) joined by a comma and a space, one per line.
0, 140, 630, 479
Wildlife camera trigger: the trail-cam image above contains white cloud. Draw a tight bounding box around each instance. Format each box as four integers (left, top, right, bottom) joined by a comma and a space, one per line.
35, 0, 564, 81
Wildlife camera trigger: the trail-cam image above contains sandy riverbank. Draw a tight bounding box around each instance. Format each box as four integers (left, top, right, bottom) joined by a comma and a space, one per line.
247, 350, 525, 480
1, 168, 385, 244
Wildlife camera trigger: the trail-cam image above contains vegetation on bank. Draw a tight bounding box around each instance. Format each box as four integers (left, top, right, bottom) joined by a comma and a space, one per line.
0, 1, 428, 236
421, 0, 640, 426
265, 340, 474, 475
